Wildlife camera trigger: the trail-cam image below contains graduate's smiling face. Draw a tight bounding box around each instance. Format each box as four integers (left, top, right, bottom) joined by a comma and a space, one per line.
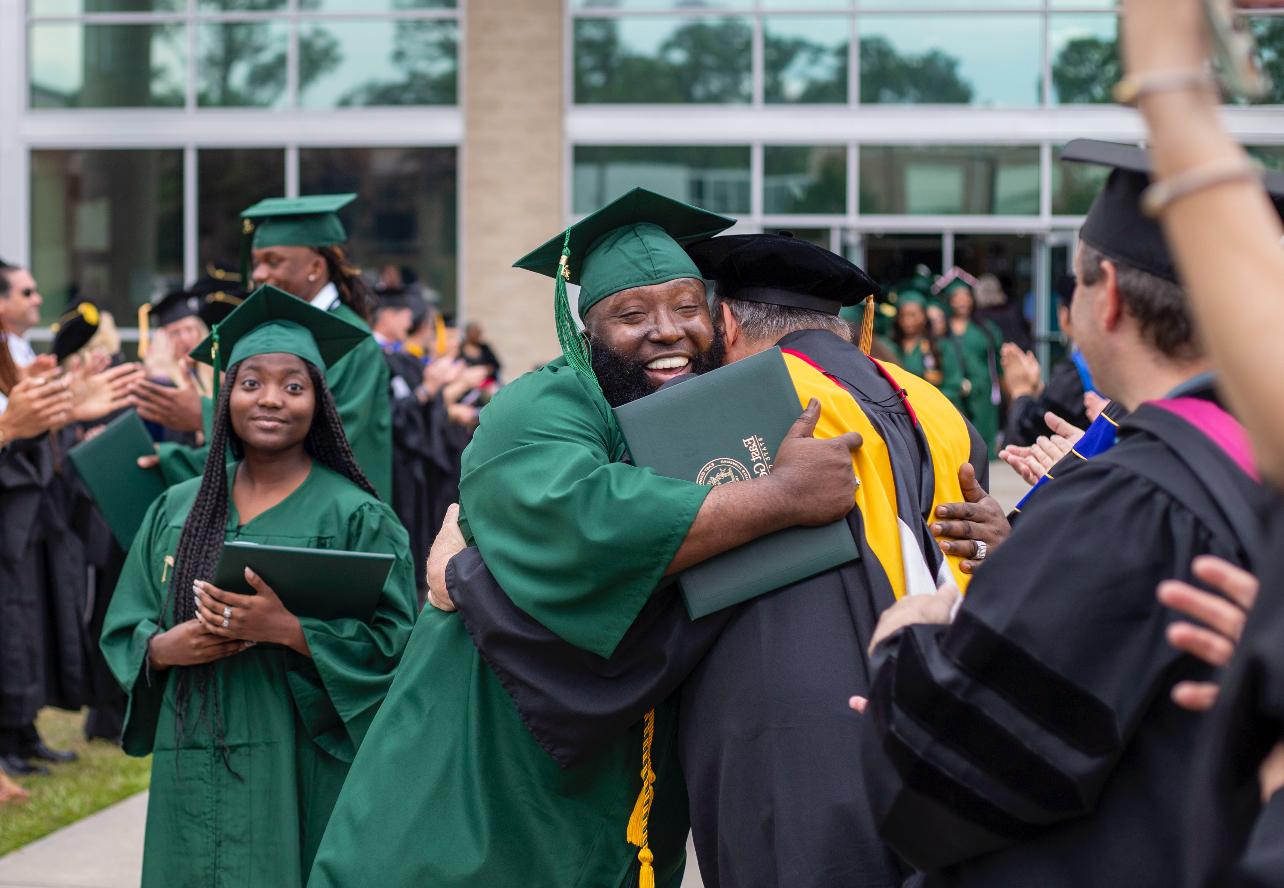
229, 353, 316, 453
251, 246, 327, 302
583, 278, 719, 406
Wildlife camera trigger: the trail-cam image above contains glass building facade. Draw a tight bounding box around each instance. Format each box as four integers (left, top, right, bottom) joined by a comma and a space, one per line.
2, 0, 1283, 370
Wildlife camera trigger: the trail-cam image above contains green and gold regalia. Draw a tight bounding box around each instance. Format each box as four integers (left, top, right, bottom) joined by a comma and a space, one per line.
100, 462, 417, 888
309, 358, 712, 888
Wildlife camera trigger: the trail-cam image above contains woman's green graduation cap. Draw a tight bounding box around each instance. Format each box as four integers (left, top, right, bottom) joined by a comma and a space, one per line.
190, 284, 368, 400
512, 187, 734, 379
238, 193, 356, 281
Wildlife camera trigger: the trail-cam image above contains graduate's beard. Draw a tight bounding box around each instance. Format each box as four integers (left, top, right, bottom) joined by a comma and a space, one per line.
588, 335, 723, 408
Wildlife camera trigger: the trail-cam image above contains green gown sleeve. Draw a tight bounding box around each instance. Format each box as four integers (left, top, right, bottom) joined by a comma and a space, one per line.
458, 363, 710, 660
288, 501, 418, 761
99, 495, 173, 757
326, 308, 393, 503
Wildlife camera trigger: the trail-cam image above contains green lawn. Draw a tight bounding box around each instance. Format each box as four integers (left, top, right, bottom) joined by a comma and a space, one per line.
0, 709, 150, 857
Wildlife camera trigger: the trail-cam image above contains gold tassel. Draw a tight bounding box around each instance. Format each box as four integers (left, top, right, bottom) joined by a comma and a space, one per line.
859, 295, 876, 356
434, 314, 448, 358
627, 709, 657, 888
137, 304, 151, 359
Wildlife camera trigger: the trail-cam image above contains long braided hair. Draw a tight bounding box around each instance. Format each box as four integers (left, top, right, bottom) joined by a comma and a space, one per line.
317, 245, 376, 324
159, 357, 375, 771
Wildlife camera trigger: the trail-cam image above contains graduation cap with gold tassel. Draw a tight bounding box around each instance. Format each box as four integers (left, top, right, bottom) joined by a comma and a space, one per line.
513, 187, 736, 390
238, 193, 356, 284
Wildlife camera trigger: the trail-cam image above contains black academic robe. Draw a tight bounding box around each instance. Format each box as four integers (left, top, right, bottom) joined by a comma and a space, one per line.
452, 329, 987, 888
384, 350, 435, 591
860, 386, 1269, 887
0, 438, 53, 733
1184, 498, 1284, 887
1003, 358, 1089, 447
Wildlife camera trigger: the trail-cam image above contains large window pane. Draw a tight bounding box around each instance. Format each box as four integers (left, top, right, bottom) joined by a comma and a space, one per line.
764, 145, 846, 214
300, 0, 456, 8
764, 16, 848, 104
571, 0, 751, 8
30, 150, 183, 326
1246, 17, 1284, 105
29, 23, 185, 108
30, 1, 181, 12
1051, 143, 1110, 215
1248, 145, 1284, 171
862, 233, 943, 290
198, 21, 288, 108
573, 146, 751, 215
1050, 14, 1120, 104
861, 0, 1039, 6
860, 146, 1040, 215
859, 15, 1042, 106
198, 0, 286, 10
573, 17, 752, 103
299, 19, 458, 107
300, 148, 458, 312
198, 149, 285, 273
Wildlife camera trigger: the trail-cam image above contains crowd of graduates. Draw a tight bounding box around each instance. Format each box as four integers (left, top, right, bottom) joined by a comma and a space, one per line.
5, 1, 1284, 886
0, 212, 494, 801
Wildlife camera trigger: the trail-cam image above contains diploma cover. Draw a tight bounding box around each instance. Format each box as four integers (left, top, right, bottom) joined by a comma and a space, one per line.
214, 541, 394, 622
67, 410, 168, 550
615, 347, 859, 619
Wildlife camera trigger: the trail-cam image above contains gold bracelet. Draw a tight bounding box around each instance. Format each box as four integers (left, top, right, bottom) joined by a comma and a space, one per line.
1141, 157, 1264, 217
1113, 68, 1218, 107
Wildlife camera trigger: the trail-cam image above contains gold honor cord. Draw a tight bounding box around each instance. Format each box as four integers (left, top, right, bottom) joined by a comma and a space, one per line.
626, 708, 658, 888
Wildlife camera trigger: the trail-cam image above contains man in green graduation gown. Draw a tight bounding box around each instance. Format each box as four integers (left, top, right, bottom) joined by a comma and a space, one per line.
308, 189, 863, 888
153, 196, 393, 502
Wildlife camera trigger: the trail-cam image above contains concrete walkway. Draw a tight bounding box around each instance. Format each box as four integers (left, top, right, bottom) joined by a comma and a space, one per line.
0, 793, 146, 888
0, 462, 1026, 887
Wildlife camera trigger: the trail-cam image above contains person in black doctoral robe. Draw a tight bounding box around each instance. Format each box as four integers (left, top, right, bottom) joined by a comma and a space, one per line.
854, 141, 1277, 887
438, 235, 991, 888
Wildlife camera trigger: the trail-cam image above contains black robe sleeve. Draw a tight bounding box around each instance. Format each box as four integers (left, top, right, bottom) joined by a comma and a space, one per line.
1003, 360, 1088, 447
449, 546, 728, 767
1185, 501, 1284, 888
862, 453, 1243, 884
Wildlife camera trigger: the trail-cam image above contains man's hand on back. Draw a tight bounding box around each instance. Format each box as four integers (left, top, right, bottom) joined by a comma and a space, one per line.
932, 463, 1010, 574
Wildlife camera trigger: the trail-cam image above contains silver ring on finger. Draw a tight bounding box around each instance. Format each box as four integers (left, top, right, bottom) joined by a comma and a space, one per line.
974, 540, 988, 562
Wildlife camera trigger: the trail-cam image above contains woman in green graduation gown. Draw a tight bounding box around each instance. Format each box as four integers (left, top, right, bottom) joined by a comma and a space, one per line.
100, 286, 417, 888
890, 291, 962, 403
943, 280, 1005, 457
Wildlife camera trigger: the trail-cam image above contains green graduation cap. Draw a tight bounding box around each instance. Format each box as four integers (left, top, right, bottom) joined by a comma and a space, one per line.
513, 187, 735, 380
239, 193, 356, 282
190, 284, 368, 401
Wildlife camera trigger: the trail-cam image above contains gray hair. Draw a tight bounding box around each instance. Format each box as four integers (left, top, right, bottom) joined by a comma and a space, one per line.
712, 292, 852, 344
1076, 242, 1200, 361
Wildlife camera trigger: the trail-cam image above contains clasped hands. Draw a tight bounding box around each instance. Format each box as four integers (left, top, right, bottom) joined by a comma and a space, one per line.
148, 567, 309, 669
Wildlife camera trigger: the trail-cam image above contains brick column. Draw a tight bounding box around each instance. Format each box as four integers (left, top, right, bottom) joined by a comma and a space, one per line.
461, 0, 564, 378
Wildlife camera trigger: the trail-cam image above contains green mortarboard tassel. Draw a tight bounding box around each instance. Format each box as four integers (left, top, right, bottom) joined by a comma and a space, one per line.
553, 229, 598, 388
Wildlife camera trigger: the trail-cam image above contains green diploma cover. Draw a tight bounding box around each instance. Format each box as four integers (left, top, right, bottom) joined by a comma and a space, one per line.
615, 347, 859, 619
67, 410, 168, 550
213, 541, 394, 622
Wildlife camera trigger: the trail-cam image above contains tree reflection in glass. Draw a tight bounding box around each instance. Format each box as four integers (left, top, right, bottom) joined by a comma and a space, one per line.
573, 17, 752, 103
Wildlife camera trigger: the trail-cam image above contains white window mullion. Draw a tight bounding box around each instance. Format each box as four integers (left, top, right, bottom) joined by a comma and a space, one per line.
183, 143, 197, 285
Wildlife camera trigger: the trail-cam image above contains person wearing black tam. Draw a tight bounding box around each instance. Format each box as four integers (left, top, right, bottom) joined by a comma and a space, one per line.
850, 139, 1282, 887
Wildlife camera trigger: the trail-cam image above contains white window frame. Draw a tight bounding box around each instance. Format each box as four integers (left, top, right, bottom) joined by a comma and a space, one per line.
4, 0, 466, 342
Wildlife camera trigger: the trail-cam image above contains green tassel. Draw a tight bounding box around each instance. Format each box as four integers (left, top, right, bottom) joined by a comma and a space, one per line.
554, 230, 599, 388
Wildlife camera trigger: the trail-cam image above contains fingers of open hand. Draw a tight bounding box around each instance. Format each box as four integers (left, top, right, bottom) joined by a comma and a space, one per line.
1192, 555, 1260, 612
1166, 620, 1236, 669
1033, 436, 1067, 468
1159, 578, 1248, 643
1171, 681, 1220, 712
1043, 411, 1085, 443
957, 462, 985, 502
